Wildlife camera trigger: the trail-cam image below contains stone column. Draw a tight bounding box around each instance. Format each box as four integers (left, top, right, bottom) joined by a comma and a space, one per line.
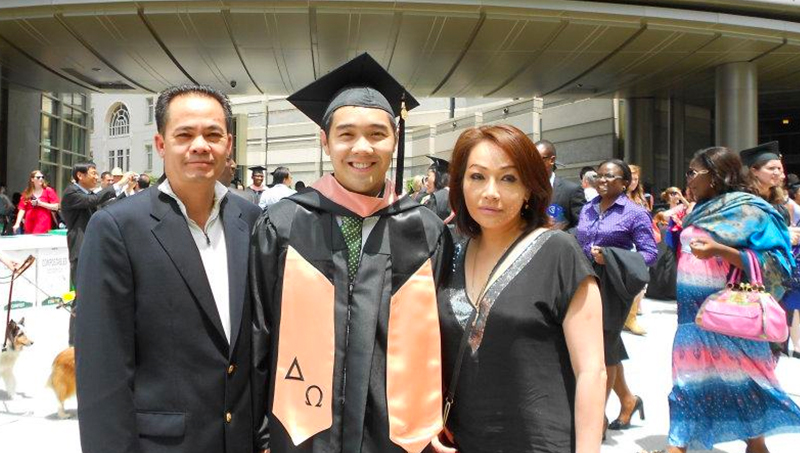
715, 61, 757, 151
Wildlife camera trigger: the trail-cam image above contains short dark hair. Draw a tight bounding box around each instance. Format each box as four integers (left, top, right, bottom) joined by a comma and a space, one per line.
450, 125, 551, 238
137, 174, 151, 189
155, 85, 232, 135
692, 146, 745, 196
72, 162, 96, 182
271, 166, 291, 186
295, 181, 306, 190
100, 171, 111, 179
597, 159, 632, 188
579, 166, 596, 180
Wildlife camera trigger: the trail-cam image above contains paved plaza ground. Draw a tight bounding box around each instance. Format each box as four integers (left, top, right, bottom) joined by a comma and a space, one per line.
1, 298, 799, 452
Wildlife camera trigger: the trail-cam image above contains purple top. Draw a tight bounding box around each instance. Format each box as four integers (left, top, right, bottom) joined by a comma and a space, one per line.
576, 194, 658, 266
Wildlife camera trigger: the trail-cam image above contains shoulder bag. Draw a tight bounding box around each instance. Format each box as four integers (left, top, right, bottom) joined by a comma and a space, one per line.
695, 249, 788, 342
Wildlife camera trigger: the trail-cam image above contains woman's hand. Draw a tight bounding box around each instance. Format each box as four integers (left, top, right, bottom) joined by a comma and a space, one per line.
590, 246, 605, 265
430, 432, 458, 453
689, 237, 719, 260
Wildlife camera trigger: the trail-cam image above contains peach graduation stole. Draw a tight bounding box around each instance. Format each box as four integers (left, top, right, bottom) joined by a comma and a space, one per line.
272, 175, 442, 452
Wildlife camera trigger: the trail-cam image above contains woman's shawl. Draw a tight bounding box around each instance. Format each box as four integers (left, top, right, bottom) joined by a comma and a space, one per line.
683, 191, 793, 298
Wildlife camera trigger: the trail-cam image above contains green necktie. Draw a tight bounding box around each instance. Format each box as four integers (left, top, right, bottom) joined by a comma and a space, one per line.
340, 216, 363, 282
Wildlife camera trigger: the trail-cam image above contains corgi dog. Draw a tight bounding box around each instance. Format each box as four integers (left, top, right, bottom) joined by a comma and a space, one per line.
47, 347, 76, 419
0, 318, 34, 398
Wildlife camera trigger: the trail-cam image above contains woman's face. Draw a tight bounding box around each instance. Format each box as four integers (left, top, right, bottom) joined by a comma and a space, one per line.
668, 190, 681, 207
629, 171, 640, 193
425, 170, 436, 193
686, 159, 714, 201
596, 163, 627, 200
32, 172, 44, 188
462, 141, 528, 234
752, 159, 784, 190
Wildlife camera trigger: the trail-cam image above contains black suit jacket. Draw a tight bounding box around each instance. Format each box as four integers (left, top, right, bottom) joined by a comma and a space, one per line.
551, 176, 586, 232
60, 184, 117, 264
75, 186, 261, 453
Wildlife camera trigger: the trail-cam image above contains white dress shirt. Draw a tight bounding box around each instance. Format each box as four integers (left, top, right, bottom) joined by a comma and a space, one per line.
159, 180, 232, 343
259, 183, 297, 210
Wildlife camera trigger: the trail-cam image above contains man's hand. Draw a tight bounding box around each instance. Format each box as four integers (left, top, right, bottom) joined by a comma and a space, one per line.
119, 171, 136, 186
430, 432, 458, 453
590, 246, 606, 265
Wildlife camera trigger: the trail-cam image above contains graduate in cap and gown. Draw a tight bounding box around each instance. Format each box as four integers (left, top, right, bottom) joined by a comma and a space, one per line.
421, 156, 454, 223
246, 166, 269, 205
249, 53, 454, 453
741, 141, 790, 226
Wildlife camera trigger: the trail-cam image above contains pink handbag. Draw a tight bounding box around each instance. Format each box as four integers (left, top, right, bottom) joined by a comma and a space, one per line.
695, 249, 788, 342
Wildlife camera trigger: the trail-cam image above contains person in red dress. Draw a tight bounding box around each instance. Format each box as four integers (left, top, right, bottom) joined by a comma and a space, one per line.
13, 170, 60, 234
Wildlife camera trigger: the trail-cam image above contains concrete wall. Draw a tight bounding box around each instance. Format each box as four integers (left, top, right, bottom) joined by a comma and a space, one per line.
541, 99, 618, 181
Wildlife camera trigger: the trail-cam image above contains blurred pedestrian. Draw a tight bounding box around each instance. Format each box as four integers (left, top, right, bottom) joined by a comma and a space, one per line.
576, 159, 657, 439
535, 139, 585, 232
647, 146, 800, 453
12, 170, 60, 234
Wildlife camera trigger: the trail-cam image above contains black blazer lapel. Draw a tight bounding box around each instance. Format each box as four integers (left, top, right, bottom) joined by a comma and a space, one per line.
223, 195, 248, 354
149, 190, 228, 344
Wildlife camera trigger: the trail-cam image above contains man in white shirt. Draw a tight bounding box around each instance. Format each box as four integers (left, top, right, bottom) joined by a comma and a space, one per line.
75, 85, 261, 453
258, 166, 296, 210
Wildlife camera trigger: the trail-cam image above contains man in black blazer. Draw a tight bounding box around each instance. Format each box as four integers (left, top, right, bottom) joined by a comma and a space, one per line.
61, 162, 132, 344
535, 139, 586, 232
75, 85, 261, 453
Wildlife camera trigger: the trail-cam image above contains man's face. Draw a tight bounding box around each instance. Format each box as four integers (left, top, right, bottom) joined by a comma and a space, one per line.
78, 167, 99, 190
112, 175, 122, 184
154, 94, 231, 192
321, 106, 396, 196
219, 156, 236, 186
252, 173, 264, 187
536, 144, 556, 176
101, 174, 113, 188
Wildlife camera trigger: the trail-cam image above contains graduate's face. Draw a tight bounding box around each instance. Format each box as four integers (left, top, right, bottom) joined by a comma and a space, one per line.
322, 106, 396, 196
462, 141, 527, 233
751, 159, 784, 190
155, 94, 231, 192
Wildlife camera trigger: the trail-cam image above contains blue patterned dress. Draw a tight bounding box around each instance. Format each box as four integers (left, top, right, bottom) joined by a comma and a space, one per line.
668, 192, 800, 449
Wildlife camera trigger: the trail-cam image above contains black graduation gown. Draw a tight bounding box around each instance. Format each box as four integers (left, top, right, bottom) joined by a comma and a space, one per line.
250, 190, 453, 453
422, 188, 451, 222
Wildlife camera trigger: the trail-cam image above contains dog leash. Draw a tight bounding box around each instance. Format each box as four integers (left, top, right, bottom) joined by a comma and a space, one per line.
3, 255, 35, 351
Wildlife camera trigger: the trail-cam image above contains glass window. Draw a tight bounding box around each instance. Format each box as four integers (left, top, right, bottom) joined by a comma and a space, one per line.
41, 115, 58, 147
40, 164, 57, 186
146, 97, 154, 124
109, 104, 130, 137
145, 144, 153, 172
63, 124, 73, 151
41, 147, 57, 164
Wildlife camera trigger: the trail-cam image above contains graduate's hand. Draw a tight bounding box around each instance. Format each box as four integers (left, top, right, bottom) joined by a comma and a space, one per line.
590, 246, 605, 265
430, 434, 458, 453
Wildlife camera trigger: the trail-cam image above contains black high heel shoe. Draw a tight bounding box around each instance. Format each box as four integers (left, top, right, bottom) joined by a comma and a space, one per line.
609, 396, 644, 430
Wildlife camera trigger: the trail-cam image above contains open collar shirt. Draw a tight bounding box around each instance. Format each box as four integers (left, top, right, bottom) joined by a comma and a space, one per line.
159, 179, 232, 343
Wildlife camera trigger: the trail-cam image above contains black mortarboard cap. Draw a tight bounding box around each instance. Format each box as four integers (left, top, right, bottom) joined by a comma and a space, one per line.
740, 141, 781, 168
427, 156, 450, 173
287, 53, 419, 129
288, 53, 419, 194
248, 165, 267, 175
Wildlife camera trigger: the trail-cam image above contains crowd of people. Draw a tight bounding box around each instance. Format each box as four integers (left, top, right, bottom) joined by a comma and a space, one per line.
3, 52, 800, 453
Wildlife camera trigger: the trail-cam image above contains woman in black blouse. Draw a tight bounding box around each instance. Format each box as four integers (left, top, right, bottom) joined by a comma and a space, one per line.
432, 125, 606, 453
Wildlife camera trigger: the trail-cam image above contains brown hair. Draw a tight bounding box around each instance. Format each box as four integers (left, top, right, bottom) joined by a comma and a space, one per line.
22, 170, 48, 201
449, 125, 551, 238
627, 164, 648, 208
744, 159, 785, 205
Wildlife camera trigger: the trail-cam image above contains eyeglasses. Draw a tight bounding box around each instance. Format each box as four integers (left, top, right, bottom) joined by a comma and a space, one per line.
685, 168, 709, 180
596, 173, 623, 181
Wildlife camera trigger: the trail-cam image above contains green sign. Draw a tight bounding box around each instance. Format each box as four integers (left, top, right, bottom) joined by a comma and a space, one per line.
42, 296, 66, 307
2, 300, 33, 310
